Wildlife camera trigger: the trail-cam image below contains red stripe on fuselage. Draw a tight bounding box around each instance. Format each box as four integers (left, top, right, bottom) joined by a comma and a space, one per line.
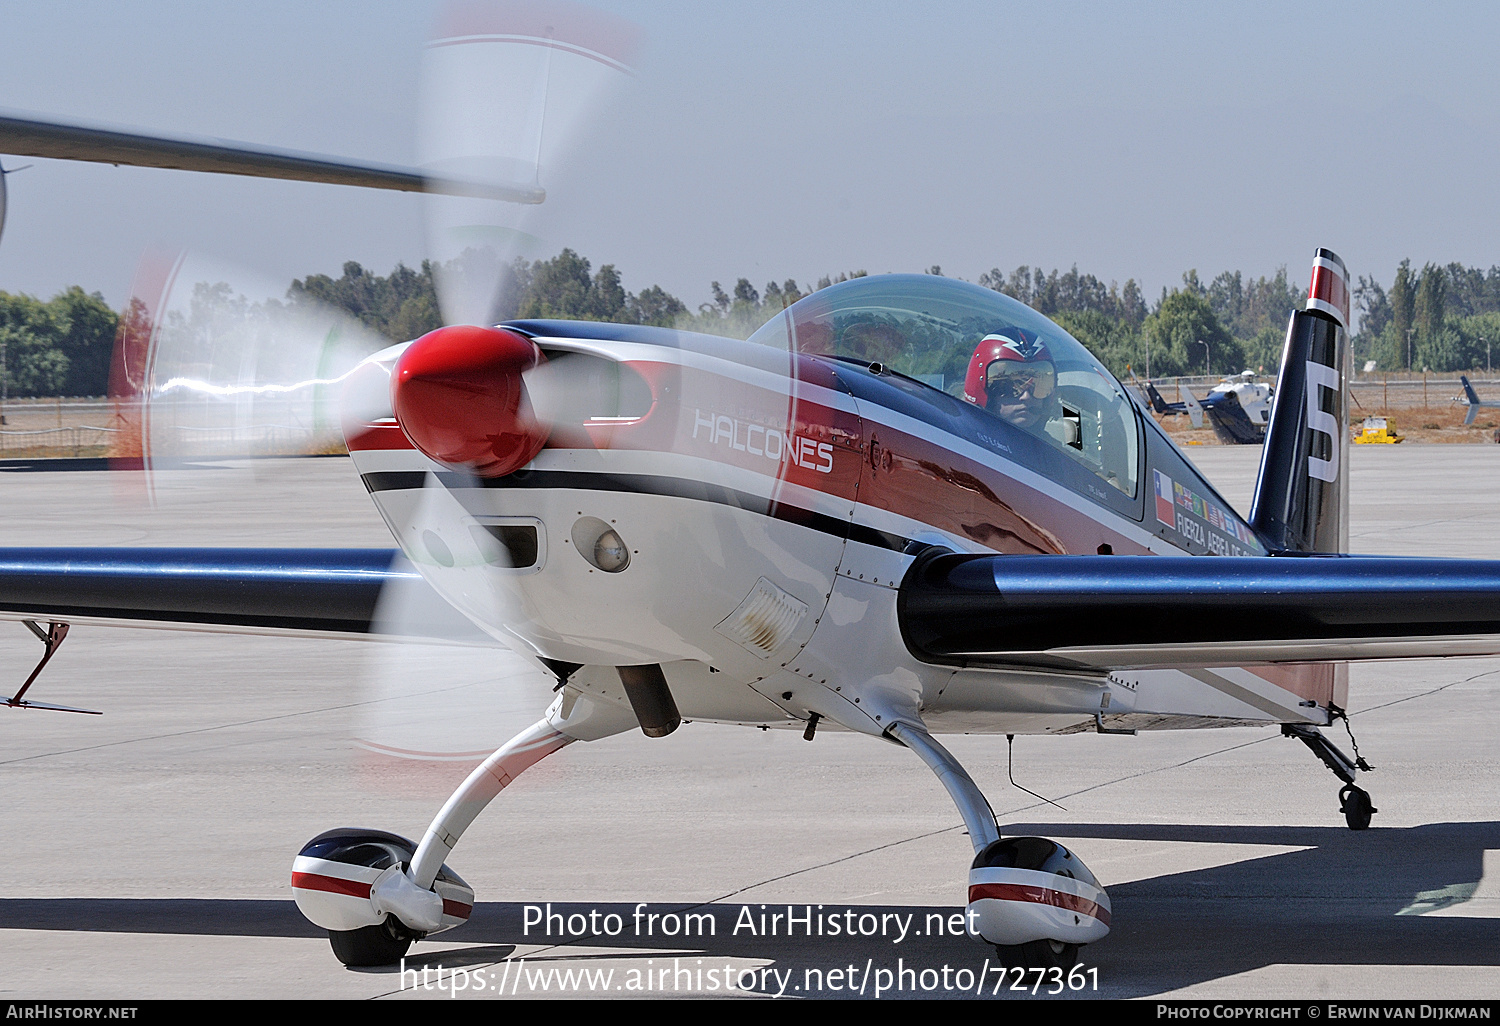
292, 871, 372, 899
967, 882, 1111, 927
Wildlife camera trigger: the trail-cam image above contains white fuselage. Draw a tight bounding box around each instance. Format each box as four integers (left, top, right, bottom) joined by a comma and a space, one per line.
347, 335, 1327, 741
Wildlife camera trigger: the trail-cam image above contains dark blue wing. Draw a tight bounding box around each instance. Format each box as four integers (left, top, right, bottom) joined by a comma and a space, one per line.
899, 552, 1500, 670
0, 548, 410, 637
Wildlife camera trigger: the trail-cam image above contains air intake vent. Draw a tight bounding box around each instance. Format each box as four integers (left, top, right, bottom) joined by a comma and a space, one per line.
714, 577, 808, 657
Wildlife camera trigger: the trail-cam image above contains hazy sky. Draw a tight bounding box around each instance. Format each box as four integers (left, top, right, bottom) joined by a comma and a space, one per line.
2, 1, 1499, 311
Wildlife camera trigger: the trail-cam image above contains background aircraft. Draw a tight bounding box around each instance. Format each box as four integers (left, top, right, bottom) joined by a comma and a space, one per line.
1455, 375, 1500, 427
5, 0, 1500, 980
1141, 371, 1273, 445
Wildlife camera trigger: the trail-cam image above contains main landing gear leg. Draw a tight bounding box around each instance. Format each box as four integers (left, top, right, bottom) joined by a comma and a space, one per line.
4, 620, 98, 715
406, 721, 575, 891
1282, 722, 1377, 831
292, 687, 639, 966
886, 721, 1111, 969
887, 721, 999, 851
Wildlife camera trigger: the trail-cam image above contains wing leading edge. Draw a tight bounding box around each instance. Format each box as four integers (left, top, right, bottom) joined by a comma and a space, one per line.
899, 551, 1500, 671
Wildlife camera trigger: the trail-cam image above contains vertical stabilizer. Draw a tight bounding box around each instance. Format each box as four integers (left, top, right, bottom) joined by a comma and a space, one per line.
1249, 249, 1351, 553
1461, 376, 1481, 426
1144, 381, 1170, 414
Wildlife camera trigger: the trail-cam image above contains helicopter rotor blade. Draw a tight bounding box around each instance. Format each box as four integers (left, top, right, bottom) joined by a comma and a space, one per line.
0, 108, 543, 203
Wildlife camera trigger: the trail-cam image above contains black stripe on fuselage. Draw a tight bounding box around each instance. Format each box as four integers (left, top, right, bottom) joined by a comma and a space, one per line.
360, 469, 912, 552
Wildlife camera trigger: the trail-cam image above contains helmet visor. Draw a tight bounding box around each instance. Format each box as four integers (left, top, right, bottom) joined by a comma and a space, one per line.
985, 359, 1055, 401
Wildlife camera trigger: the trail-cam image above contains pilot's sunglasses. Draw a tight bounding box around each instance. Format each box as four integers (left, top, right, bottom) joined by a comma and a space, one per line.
986, 363, 1055, 400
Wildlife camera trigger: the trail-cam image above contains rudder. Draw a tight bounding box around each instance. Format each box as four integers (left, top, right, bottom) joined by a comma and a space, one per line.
1249, 248, 1351, 553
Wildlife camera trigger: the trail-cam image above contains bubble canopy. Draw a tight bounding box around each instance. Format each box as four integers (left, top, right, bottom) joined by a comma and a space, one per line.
749, 274, 1140, 499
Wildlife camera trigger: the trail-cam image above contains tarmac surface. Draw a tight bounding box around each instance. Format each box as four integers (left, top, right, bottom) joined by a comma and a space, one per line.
3, 447, 1500, 1000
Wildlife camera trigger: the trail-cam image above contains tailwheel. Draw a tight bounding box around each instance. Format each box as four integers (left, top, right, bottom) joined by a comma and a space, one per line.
328, 915, 416, 967
1340, 784, 1376, 831
999, 938, 1080, 971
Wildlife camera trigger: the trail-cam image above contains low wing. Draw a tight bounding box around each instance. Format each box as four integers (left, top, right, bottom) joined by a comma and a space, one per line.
0, 547, 481, 641
899, 552, 1500, 671
0, 109, 543, 203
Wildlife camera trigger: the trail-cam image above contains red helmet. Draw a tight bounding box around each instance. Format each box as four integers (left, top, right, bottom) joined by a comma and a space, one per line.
963, 331, 1055, 409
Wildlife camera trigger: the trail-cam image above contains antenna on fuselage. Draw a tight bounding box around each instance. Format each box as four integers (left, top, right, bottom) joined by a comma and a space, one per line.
1006, 734, 1066, 811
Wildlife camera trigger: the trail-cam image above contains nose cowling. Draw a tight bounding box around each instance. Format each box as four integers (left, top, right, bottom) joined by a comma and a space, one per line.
391, 325, 549, 478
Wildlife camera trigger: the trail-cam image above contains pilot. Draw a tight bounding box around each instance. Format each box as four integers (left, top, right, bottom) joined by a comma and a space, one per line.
963, 331, 1057, 432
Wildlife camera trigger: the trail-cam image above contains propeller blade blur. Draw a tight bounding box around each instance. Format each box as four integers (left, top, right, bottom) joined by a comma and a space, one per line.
111, 249, 392, 471
354, 453, 561, 783
420, 0, 639, 323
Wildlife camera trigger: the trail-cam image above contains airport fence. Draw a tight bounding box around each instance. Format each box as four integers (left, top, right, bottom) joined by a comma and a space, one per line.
0, 425, 119, 456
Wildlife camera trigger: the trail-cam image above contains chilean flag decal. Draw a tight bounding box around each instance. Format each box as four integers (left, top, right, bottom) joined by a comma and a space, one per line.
1154, 469, 1175, 527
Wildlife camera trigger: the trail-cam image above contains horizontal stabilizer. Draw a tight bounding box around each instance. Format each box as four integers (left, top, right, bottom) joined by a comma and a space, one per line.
1181, 387, 1204, 429
899, 551, 1500, 671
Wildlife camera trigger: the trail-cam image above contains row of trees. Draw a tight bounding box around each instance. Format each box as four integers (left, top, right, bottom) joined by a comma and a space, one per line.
1355, 261, 1500, 372
986, 259, 1500, 377
490, 254, 1317, 380
1, 253, 1495, 398
0, 288, 118, 397
980, 265, 1305, 380
287, 250, 688, 339
288, 250, 874, 343
295, 251, 1500, 379
160, 254, 1321, 385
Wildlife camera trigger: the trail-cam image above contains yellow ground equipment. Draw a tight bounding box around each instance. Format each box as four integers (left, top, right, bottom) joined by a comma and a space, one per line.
1354, 417, 1403, 444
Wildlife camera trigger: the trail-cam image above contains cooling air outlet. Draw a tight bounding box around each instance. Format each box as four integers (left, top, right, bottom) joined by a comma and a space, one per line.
715, 577, 808, 657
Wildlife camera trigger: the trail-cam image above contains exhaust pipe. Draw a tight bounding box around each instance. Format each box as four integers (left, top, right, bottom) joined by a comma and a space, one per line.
616, 664, 681, 738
